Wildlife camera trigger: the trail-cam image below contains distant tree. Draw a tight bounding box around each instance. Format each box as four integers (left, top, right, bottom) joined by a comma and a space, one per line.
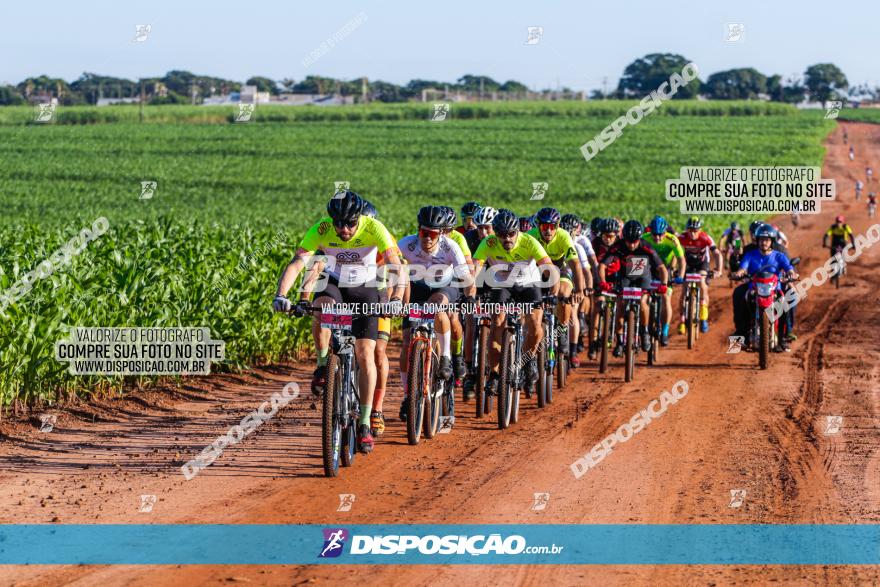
804, 63, 848, 104
617, 53, 700, 99
279, 78, 297, 93
457, 75, 500, 93
369, 80, 407, 102
16, 75, 70, 101
702, 68, 767, 99
766, 75, 784, 102
0, 85, 24, 105
292, 75, 338, 94
245, 76, 280, 95
499, 80, 529, 93
70, 72, 138, 104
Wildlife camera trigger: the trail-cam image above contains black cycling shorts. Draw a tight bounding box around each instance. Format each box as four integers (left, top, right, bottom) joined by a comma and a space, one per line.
618, 274, 653, 290
685, 259, 710, 274
488, 284, 541, 310
315, 274, 379, 340
403, 280, 460, 328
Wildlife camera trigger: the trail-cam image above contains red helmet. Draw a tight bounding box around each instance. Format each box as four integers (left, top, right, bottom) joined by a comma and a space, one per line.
835, 215, 845, 223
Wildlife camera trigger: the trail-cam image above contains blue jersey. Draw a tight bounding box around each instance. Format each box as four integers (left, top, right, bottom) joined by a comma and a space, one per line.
739, 249, 793, 277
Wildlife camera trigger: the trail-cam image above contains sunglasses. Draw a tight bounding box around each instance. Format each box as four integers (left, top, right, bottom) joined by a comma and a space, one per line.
539, 223, 558, 231
333, 219, 358, 229
419, 228, 441, 238
497, 230, 517, 239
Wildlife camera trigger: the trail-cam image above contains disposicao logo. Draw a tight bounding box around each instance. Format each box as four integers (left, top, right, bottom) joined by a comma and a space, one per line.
319, 528, 348, 558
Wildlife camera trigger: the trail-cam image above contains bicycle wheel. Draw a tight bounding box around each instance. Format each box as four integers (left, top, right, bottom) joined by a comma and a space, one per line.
599, 301, 612, 374
537, 340, 547, 408
322, 354, 342, 477
647, 299, 658, 366
476, 323, 490, 418
686, 288, 697, 350
556, 325, 568, 390
424, 353, 442, 439
406, 339, 427, 445
497, 330, 514, 429
625, 306, 636, 382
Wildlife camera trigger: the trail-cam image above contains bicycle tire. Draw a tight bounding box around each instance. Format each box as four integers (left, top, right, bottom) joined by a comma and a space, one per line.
498, 329, 513, 429
625, 306, 636, 382
406, 338, 426, 445
322, 354, 342, 477
476, 323, 490, 418
599, 300, 612, 373
424, 352, 442, 439
686, 287, 696, 350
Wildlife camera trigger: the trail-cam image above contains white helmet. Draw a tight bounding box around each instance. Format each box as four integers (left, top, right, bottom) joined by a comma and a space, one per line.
472, 206, 498, 226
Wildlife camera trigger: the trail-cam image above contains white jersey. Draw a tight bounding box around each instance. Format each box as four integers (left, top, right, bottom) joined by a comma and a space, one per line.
574, 242, 590, 271
575, 234, 595, 258
398, 234, 469, 285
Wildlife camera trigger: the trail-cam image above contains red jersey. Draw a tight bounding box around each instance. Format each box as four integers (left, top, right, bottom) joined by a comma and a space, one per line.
454, 226, 467, 235
677, 231, 716, 263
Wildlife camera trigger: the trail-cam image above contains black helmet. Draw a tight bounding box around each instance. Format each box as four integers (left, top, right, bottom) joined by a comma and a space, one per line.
560, 214, 580, 232
686, 216, 702, 230
417, 205, 447, 229
749, 220, 764, 236
754, 224, 778, 241
362, 200, 378, 219
461, 201, 480, 218
598, 218, 616, 235
729, 221, 740, 231
535, 207, 561, 225
439, 206, 457, 229
494, 209, 520, 234
327, 190, 364, 223
518, 216, 534, 232
590, 217, 603, 235
622, 220, 644, 242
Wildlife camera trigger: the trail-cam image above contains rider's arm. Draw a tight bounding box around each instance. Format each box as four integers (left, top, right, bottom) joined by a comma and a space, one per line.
382, 248, 406, 300
822, 228, 830, 248
276, 247, 312, 297
847, 225, 856, 247
299, 258, 326, 302
536, 256, 559, 295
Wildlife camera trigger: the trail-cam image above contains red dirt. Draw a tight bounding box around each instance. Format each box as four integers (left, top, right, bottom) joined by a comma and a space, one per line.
1, 123, 878, 586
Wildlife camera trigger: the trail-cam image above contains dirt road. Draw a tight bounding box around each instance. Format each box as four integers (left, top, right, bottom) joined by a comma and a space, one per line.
1, 123, 878, 586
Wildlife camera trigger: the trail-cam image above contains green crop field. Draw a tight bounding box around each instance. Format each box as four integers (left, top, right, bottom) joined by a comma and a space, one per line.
0, 102, 835, 406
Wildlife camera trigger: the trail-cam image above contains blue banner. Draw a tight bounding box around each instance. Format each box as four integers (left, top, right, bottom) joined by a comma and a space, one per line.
0, 524, 878, 565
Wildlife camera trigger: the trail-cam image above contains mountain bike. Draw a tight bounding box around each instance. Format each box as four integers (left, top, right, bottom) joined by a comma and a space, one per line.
645, 280, 664, 366
620, 286, 644, 382
595, 289, 618, 374
299, 306, 360, 478
469, 296, 493, 418
497, 306, 525, 429
830, 244, 847, 289
405, 304, 455, 444
537, 295, 558, 408
681, 273, 705, 350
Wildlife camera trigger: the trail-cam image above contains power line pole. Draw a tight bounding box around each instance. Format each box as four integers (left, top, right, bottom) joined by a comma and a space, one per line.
602, 77, 608, 99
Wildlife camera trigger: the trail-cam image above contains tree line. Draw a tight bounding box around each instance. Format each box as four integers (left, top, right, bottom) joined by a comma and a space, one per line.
0, 53, 865, 106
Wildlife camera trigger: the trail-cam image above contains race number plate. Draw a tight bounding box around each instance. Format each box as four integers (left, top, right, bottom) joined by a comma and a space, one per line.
321, 309, 354, 330
648, 280, 662, 291
685, 273, 703, 282
408, 306, 436, 327
622, 287, 643, 300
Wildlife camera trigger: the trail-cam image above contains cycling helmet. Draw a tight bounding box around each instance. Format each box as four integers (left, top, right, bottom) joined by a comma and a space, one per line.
686, 216, 702, 230
438, 206, 457, 229
560, 214, 580, 232
754, 224, 778, 241
648, 215, 668, 235
518, 216, 534, 232
599, 218, 617, 235
835, 215, 845, 223
622, 220, 644, 242
362, 200, 378, 219
327, 190, 364, 223
729, 221, 740, 231
749, 220, 764, 237
461, 201, 480, 218
472, 206, 498, 226
493, 209, 520, 234
417, 205, 448, 229
535, 207, 562, 225
590, 217, 602, 235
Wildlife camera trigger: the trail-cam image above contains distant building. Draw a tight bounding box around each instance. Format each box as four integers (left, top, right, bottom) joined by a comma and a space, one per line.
96, 97, 140, 106
240, 85, 270, 104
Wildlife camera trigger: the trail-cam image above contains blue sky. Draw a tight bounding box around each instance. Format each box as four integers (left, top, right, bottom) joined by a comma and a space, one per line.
2, 1, 877, 91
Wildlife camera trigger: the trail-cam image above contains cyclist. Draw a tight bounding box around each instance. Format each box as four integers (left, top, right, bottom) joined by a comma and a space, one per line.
527, 208, 587, 367
868, 193, 877, 218
598, 220, 668, 355
730, 224, 798, 351
823, 215, 855, 255
744, 220, 787, 256
273, 190, 404, 454
867, 166, 874, 184
719, 221, 745, 271
561, 214, 596, 356
677, 216, 722, 334
643, 215, 685, 346
849, 146, 855, 161
843, 126, 848, 143
588, 218, 620, 359
856, 180, 864, 200
397, 206, 475, 421
457, 201, 481, 234
518, 215, 535, 233
461, 205, 497, 398
439, 206, 473, 382
588, 217, 603, 241
472, 209, 557, 397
